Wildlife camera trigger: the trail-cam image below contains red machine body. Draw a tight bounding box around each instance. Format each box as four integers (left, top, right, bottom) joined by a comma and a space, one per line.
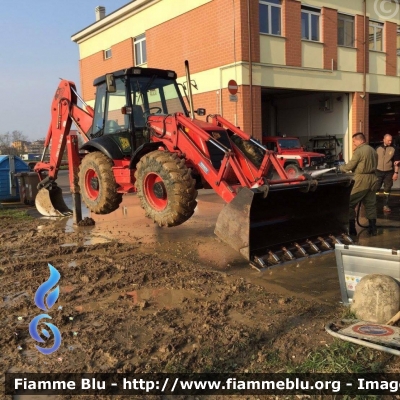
34, 64, 353, 268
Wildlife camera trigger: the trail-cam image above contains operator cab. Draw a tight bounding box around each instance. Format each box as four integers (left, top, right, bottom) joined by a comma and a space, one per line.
89, 67, 189, 157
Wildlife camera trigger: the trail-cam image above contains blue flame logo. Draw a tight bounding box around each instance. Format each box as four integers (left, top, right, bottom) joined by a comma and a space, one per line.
34, 264, 60, 311
29, 264, 62, 354
29, 314, 62, 355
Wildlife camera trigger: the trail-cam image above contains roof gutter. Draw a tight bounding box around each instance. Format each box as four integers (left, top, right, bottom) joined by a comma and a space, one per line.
362, 0, 367, 136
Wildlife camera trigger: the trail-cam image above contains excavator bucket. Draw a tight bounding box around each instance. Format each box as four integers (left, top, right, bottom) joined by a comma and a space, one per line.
215, 174, 354, 269
35, 187, 72, 217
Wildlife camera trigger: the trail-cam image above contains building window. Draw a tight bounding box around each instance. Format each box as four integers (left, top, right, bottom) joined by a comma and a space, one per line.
134, 34, 147, 66
397, 27, 400, 56
104, 48, 112, 60
369, 21, 383, 51
301, 6, 320, 41
338, 14, 354, 47
259, 0, 281, 36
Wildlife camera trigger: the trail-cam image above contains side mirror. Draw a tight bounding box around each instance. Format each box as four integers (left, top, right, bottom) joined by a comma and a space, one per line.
105, 73, 116, 93
195, 108, 206, 116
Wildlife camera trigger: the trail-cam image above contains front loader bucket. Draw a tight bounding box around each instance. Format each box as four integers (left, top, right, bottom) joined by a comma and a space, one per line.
215, 175, 354, 268
35, 187, 72, 217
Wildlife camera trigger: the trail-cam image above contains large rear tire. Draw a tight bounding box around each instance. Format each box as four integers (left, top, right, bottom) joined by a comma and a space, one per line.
78, 152, 123, 214
135, 150, 197, 227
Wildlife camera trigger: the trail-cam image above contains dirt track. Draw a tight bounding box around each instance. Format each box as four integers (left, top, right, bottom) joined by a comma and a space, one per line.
0, 207, 343, 394
2, 190, 400, 399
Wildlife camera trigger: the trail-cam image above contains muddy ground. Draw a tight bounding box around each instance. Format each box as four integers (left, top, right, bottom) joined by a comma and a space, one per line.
1, 192, 400, 399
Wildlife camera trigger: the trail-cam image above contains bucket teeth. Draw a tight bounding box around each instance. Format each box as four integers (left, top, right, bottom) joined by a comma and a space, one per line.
306, 239, 320, 253
341, 233, 354, 244
318, 236, 332, 250
329, 235, 342, 245
268, 251, 281, 264
294, 242, 308, 257
281, 247, 295, 260
254, 256, 267, 268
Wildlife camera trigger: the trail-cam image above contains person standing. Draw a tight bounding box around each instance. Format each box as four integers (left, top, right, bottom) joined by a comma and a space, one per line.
375, 134, 399, 213
340, 132, 378, 236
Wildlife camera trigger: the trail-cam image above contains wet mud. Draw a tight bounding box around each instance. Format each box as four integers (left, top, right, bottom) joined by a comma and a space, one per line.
1, 188, 400, 400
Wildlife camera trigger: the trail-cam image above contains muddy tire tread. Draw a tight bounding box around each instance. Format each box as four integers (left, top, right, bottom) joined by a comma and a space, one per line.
78, 152, 123, 214
135, 151, 197, 227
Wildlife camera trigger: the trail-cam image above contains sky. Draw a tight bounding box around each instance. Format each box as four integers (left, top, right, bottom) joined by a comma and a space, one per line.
1, 1, 129, 141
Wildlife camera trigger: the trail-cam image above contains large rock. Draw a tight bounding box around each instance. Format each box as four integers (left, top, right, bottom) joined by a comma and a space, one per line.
351, 274, 400, 323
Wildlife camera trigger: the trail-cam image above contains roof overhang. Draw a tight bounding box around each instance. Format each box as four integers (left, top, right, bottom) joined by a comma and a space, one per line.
71, 0, 160, 44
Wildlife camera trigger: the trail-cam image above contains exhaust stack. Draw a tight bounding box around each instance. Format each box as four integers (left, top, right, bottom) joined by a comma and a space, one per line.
184, 60, 195, 120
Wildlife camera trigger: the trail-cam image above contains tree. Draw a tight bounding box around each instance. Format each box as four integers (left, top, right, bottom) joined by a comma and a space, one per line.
0, 130, 28, 155
11, 130, 27, 143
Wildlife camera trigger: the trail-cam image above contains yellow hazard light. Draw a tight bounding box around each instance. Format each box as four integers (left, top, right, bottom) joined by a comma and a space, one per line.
184, 127, 190, 133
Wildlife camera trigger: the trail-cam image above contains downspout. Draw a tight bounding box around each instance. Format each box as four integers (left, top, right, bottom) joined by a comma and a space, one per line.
346, 93, 350, 161
247, 0, 253, 136
362, 0, 367, 134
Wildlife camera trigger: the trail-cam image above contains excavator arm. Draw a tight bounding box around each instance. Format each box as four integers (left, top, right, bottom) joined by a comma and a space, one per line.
34, 80, 93, 181
34, 80, 94, 216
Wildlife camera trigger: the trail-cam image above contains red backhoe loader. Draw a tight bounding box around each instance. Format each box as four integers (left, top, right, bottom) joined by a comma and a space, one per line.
34, 61, 354, 269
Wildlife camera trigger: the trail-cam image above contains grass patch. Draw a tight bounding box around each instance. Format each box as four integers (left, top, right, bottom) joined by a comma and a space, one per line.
287, 339, 390, 373
0, 207, 32, 220
341, 305, 358, 320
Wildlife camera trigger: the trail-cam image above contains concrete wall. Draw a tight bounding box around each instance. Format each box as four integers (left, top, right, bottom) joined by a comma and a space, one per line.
369, 51, 386, 75
337, 47, 357, 72
273, 91, 349, 158
260, 35, 285, 65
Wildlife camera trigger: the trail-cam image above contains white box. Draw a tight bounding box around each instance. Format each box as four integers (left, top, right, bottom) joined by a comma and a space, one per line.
335, 244, 400, 305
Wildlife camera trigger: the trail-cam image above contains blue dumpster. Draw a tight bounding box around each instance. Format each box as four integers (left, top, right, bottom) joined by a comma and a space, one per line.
0, 155, 30, 202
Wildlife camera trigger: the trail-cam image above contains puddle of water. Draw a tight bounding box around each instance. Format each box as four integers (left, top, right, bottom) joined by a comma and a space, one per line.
64, 218, 75, 233
83, 236, 112, 246
38, 179, 400, 306
89, 192, 225, 247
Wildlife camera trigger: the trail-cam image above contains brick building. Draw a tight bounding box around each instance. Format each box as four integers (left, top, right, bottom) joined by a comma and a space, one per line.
72, 0, 400, 161
11, 140, 29, 153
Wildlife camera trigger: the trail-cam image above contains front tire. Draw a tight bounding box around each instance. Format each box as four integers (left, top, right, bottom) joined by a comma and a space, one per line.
78, 152, 122, 214
285, 163, 301, 178
135, 150, 197, 227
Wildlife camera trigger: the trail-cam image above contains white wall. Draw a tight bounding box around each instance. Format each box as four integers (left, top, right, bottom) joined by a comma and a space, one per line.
263, 91, 349, 158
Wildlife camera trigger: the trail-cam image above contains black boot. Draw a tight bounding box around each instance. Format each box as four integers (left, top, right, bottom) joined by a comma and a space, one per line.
348, 219, 357, 236
368, 219, 377, 236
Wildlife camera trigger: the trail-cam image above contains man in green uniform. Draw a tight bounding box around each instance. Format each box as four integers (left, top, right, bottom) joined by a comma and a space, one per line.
340, 132, 378, 236
375, 134, 398, 213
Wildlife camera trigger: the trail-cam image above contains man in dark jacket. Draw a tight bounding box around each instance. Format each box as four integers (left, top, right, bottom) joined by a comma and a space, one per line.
376, 134, 399, 213
340, 132, 378, 236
